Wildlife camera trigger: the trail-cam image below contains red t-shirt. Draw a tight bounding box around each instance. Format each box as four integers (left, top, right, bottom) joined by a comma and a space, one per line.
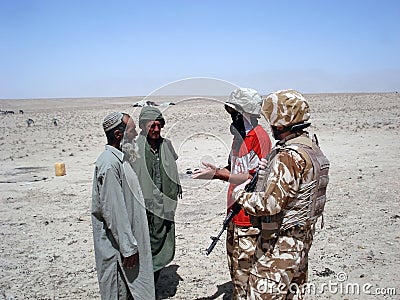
227, 125, 272, 226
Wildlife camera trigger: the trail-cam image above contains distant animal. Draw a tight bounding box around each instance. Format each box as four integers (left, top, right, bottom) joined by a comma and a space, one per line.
1, 110, 15, 115
52, 118, 59, 126
19, 109, 24, 114
26, 118, 34, 127
132, 100, 159, 107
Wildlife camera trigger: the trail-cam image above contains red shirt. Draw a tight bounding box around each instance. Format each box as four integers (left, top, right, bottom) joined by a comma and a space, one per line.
227, 125, 272, 226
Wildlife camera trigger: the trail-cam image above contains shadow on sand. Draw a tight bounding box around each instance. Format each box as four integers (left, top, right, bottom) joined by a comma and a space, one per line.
194, 281, 233, 300
156, 264, 184, 299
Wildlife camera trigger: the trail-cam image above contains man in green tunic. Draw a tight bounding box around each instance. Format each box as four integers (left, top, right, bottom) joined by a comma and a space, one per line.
133, 106, 182, 284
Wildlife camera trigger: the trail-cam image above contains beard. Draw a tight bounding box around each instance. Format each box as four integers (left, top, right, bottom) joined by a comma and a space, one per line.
121, 138, 140, 163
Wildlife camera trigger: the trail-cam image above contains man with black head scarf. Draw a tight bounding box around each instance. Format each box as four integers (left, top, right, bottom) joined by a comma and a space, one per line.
133, 106, 182, 286
192, 88, 272, 299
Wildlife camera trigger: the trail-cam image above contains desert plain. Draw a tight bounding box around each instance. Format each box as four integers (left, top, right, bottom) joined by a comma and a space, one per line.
0, 92, 399, 299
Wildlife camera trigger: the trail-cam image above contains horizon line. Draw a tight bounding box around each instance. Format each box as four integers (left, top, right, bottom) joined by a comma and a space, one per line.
1, 91, 398, 101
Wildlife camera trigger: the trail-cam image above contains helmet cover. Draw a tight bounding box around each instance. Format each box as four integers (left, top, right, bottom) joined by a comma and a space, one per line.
262, 89, 310, 127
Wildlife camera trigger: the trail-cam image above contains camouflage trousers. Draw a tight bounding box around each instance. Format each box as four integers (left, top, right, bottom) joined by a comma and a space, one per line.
226, 222, 260, 300
247, 228, 314, 300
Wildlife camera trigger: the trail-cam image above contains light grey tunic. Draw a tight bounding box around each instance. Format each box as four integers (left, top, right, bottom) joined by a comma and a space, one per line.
92, 145, 155, 300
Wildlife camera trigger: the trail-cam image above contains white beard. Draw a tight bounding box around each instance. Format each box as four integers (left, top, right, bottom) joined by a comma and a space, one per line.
121, 138, 140, 163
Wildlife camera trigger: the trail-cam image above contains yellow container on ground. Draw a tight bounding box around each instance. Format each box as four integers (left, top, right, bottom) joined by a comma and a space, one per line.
55, 162, 66, 176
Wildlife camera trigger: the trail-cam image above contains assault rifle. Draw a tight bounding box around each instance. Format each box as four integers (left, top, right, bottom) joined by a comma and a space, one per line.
205, 173, 259, 255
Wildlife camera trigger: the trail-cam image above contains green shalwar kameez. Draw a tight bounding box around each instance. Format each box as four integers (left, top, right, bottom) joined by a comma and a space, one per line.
133, 134, 181, 272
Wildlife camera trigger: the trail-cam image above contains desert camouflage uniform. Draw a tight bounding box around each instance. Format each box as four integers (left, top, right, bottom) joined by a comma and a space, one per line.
235, 133, 329, 300
222, 88, 273, 300
226, 222, 260, 298
227, 124, 271, 299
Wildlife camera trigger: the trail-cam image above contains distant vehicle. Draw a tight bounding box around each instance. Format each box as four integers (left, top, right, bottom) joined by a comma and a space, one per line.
132, 100, 159, 107
132, 100, 176, 107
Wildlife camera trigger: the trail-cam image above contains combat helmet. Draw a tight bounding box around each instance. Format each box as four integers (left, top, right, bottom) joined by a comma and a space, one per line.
262, 89, 310, 128
225, 87, 263, 116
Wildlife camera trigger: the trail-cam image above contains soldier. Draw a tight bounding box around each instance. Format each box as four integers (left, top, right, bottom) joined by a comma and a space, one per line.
193, 88, 272, 299
233, 89, 330, 299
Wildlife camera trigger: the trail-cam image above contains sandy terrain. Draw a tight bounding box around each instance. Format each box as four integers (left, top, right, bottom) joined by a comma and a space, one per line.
0, 92, 399, 299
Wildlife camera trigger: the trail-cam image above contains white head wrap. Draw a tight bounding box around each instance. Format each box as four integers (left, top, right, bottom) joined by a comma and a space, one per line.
226, 87, 263, 116
103, 112, 123, 132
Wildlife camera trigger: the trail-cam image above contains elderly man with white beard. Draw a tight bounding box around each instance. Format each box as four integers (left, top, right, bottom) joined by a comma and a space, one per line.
91, 112, 155, 300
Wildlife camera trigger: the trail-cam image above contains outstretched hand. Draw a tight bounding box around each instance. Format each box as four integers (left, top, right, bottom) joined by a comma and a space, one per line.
191, 162, 217, 180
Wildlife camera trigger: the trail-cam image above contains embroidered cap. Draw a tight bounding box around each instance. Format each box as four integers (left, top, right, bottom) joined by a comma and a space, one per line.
103, 112, 124, 132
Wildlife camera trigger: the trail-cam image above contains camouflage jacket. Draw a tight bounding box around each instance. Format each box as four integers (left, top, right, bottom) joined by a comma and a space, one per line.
234, 133, 327, 231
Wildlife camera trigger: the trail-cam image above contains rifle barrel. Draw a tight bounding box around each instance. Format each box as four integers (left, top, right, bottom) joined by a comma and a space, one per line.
205, 173, 260, 255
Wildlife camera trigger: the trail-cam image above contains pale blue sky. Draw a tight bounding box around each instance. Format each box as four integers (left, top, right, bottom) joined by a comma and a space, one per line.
1, 0, 399, 99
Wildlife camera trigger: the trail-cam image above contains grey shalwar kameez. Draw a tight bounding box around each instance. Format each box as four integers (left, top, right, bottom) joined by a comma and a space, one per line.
92, 145, 155, 300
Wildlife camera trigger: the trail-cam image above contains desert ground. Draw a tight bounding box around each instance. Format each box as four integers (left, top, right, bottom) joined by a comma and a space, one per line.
0, 92, 399, 299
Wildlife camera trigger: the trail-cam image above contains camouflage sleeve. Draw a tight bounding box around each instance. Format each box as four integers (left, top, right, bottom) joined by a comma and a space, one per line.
234, 149, 306, 216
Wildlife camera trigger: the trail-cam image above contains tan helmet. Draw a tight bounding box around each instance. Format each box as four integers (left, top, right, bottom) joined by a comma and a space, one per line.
225, 87, 262, 116
262, 89, 310, 127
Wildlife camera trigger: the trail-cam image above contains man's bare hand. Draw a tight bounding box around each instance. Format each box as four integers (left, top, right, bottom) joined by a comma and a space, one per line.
123, 252, 138, 269
191, 162, 217, 180
259, 158, 268, 170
